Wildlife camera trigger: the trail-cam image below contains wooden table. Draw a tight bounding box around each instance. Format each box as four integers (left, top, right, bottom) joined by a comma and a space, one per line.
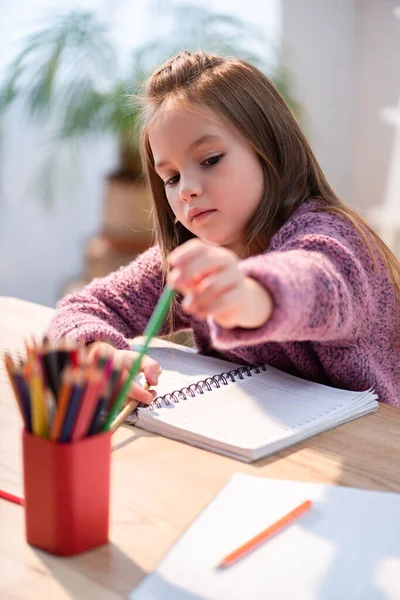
1, 296, 400, 600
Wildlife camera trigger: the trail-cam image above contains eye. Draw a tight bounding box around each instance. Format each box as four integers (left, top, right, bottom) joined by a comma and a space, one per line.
202, 154, 223, 167
164, 174, 180, 187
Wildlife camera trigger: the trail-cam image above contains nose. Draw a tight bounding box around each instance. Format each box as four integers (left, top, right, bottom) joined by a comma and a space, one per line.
179, 174, 202, 203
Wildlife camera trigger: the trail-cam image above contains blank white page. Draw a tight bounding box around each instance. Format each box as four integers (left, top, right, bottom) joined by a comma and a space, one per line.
131, 473, 400, 600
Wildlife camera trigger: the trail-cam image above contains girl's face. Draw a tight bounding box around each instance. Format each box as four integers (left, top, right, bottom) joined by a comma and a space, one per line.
148, 107, 264, 254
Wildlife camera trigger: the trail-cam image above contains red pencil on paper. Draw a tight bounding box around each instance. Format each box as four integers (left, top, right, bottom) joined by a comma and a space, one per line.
0, 489, 24, 506
217, 499, 312, 569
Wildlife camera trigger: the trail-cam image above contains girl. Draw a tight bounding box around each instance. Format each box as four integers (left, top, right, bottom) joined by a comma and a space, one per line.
49, 51, 400, 406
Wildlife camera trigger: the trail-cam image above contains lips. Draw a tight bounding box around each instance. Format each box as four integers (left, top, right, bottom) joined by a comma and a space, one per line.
187, 207, 216, 221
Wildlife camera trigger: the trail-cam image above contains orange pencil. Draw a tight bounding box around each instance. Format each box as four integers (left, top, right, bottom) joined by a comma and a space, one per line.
30, 335, 39, 354
24, 339, 33, 359
217, 499, 312, 569
49, 366, 74, 441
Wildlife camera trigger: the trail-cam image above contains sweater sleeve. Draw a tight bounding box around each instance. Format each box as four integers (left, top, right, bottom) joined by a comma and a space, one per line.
48, 245, 186, 349
208, 226, 374, 349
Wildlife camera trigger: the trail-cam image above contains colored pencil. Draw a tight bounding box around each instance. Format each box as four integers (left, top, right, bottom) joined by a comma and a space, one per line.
49, 366, 74, 441
4, 354, 28, 429
87, 396, 108, 435
102, 286, 174, 431
106, 367, 125, 412
13, 366, 32, 432
217, 499, 313, 569
24, 340, 35, 362
58, 372, 85, 442
69, 348, 80, 368
71, 368, 105, 440
109, 382, 150, 433
42, 340, 61, 398
27, 359, 48, 437
110, 367, 163, 433
0, 489, 24, 506
45, 387, 57, 429
7, 332, 171, 441
42, 337, 71, 398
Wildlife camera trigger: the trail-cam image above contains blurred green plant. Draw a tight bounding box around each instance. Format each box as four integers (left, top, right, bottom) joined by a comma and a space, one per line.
0, 3, 301, 202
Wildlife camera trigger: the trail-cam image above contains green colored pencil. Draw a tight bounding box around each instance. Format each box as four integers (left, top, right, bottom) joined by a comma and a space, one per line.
102, 286, 175, 431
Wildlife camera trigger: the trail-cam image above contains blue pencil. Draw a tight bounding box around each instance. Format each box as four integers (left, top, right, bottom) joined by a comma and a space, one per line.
5, 355, 32, 432
58, 375, 85, 443
14, 371, 32, 433
87, 396, 108, 436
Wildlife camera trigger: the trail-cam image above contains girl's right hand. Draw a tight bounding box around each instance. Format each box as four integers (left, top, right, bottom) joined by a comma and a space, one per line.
87, 341, 160, 405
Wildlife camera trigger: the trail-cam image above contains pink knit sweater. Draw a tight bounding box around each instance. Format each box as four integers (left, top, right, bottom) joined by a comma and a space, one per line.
49, 199, 399, 406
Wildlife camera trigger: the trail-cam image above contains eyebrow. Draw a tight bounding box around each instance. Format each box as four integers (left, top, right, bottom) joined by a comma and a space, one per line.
154, 134, 222, 170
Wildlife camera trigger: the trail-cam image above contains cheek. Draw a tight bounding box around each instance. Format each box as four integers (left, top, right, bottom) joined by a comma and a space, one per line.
249, 168, 265, 208
221, 157, 264, 210
165, 189, 179, 213
247, 157, 264, 205
165, 189, 189, 226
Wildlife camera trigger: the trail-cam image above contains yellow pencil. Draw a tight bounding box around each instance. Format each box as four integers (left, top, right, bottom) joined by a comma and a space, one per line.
110, 368, 162, 433
109, 383, 148, 433
28, 359, 48, 437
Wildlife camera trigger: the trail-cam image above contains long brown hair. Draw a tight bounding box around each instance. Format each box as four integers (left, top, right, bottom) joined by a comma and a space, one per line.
137, 50, 400, 307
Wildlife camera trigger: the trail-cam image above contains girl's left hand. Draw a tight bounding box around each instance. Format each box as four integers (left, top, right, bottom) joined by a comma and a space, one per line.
167, 239, 273, 329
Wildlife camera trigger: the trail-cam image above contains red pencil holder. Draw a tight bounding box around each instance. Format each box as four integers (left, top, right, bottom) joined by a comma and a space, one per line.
22, 429, 111, 556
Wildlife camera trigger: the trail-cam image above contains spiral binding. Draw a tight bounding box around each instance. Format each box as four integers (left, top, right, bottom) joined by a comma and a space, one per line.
148, 362, 267, 410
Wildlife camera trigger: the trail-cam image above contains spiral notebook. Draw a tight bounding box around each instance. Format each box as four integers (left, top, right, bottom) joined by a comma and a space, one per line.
130, 473, 400, 599
128, 340, 379, 462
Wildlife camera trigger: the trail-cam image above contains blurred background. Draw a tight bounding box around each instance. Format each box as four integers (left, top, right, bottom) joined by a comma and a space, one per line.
1, 0, 400, 308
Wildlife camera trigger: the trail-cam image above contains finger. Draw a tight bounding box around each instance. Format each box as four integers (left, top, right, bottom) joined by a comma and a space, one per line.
118, 351, 160, 385
193, 287, 241, 324
88, 341, 114, 364
113, 349, 136, 370
168, 251, 233, 294
126, 380, 156, 405
208, 288, 242, 326
168, 239, 209, 267
170, 241, 232, 270
140, 355, 161, 385
169, 260, 220, 294
122, 384, 157, 408
182, 271, 237, 314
